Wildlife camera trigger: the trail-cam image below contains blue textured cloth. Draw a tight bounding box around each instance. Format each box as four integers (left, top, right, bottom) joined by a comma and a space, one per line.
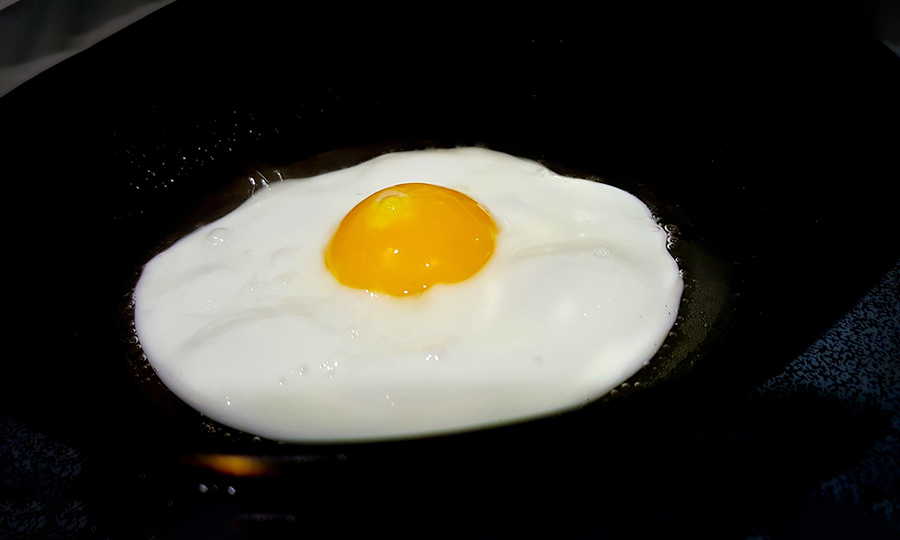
0, 418, 86, 538
748, 260, 900, 536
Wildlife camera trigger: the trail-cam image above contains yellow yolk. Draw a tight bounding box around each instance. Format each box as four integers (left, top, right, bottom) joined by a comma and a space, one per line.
325, 183, 498, 296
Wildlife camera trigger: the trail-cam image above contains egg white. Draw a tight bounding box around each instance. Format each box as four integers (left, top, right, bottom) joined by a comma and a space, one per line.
133, 147, 683, 442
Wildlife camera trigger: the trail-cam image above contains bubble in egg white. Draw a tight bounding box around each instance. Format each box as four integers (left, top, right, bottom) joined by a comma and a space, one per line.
132, 147, 683, 442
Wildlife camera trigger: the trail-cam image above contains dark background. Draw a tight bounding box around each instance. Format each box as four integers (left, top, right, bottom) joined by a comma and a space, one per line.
1, 0, 898, 538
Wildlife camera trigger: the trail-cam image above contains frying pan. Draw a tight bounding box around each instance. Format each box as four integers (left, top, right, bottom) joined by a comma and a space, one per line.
3, 0, 898, 536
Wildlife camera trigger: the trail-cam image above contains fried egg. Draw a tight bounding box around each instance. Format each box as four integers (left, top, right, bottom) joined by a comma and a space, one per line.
133, 147, 683, 442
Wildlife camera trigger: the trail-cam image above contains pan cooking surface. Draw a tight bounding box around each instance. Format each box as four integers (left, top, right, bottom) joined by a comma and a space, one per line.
4, 1, 897, 454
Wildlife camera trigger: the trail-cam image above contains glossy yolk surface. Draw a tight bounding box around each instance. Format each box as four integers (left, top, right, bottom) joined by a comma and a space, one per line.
325, 183, 498, 296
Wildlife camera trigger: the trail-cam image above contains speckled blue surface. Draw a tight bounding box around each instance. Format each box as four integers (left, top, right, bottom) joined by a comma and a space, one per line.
0, 417, 87, 539
747, 259, 900, 537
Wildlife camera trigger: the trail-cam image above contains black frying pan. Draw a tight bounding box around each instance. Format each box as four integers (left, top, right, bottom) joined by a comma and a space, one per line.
3, 0, 898, 536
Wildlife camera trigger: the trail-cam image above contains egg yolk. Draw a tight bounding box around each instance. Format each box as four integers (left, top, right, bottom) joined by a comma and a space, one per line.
325, 183, 498, 296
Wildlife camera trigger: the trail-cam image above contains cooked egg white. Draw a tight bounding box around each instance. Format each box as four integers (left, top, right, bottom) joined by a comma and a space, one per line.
133, 147, 683, 442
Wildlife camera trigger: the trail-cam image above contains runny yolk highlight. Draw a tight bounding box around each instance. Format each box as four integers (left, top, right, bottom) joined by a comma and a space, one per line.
325, 183, 498, 296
